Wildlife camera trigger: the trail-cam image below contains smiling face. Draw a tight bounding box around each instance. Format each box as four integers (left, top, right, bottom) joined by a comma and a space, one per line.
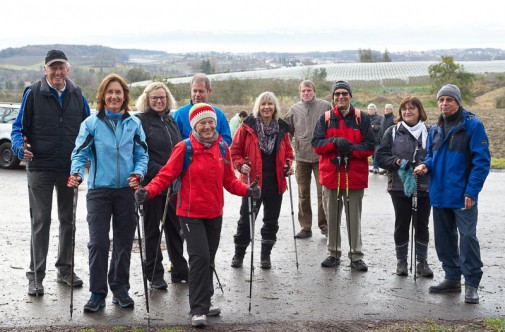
333, 89, 351, 110
194, 117, 216, 139
400, 102, 420, 126
104, 81, 125, 113
148, 88, 167, 113
259, 100, 275, 122
44, 62, 68, 90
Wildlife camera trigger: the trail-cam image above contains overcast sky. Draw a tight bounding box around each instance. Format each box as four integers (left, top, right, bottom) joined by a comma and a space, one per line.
2, 0, 504, 53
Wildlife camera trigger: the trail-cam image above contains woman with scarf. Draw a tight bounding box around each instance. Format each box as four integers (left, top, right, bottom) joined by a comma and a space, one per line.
230, 91, 294, 269
134, 103, 260, 327
376, 96, 433, 278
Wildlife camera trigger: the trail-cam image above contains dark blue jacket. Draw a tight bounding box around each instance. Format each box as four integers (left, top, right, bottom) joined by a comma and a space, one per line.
424, 108, 490, 208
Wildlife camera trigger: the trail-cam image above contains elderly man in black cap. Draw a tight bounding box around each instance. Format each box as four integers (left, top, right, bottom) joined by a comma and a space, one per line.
11, 49, 90, 296
414, 84, 490, 304
312, 81, 375, 272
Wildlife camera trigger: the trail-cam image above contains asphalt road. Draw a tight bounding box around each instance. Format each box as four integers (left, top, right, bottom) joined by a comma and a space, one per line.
0, 168, 503, 329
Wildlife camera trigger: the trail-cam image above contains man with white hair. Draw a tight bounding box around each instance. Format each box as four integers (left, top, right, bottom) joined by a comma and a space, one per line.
11, 49, 90, 295
367, 103, 383, 173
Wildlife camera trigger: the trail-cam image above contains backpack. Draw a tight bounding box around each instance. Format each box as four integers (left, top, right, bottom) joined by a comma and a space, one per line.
324, 108, 362, 128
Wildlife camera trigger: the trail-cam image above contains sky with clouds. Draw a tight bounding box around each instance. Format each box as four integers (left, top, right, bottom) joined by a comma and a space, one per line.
2, 0, 504, 53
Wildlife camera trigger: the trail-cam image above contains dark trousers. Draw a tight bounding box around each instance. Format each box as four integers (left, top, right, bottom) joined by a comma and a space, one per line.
180, 217, 222, 315
26, 170, 74, 281
234, 175, 282, 246
143, 193, 188, 282
433, 207, 482, 288
390, 193, 431, 261
86, 188, 137, 295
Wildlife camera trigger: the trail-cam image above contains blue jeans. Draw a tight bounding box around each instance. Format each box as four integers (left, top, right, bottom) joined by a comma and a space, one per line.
433, 207, 482, 288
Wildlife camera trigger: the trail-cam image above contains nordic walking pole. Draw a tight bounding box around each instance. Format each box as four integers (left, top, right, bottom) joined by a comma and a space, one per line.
410, 143, 420, 280
287, 162, 299, 270
25, 137, 40, 297
343, 156, 352, 263
333, 155, 342, 271
69, 170, 79, 319
150, 189, 172, 294
248, 176, 259, 313
412, 172, 418, 281
132, 173, 150, 325
213, 267, 224, 294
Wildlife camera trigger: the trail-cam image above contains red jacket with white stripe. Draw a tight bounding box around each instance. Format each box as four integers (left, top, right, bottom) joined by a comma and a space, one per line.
145, 133, 248, 219
311, 106, 375, 189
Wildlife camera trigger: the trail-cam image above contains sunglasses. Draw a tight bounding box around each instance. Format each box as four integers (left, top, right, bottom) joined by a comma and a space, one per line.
334, 92, 349, 97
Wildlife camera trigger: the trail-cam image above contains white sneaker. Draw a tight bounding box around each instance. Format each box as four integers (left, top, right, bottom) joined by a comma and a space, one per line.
191, 314, 207, 327
208, 303, 221, 316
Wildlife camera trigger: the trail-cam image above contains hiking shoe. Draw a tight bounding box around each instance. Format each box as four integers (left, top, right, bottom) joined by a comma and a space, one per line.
396, 259, 408, 276
429, 279, 461, 293
150, 278, 168, 290
28, 279, 44, 296
191, 314, 207, 327
83, 292, 106, 312
112, 290, 134, 308
208, 303, 221, 316
295, 230, 312, 239
351, 260, 368, 272
231, 255, 244, 268
260, 256, 271, 269
320, 228, 328, 237
416, 260, 434, 278
57, 272, 84, 287
321, 256, 340, 268
465, 285, 479, 304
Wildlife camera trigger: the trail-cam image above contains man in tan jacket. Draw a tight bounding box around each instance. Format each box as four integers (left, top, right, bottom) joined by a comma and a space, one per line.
284, 80, 332, 238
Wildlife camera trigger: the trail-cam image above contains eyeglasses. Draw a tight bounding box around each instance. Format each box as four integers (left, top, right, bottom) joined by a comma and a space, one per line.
400, 107, 417, 112
334, 92, 349, 97
149, 96, 166, 102
438, 97, 455, 103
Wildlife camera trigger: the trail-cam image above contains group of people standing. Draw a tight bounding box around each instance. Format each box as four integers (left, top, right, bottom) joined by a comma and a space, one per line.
11, 49, 491, 328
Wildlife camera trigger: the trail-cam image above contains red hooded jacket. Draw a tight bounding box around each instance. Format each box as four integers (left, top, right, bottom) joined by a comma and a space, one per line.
145, 133, 248, 219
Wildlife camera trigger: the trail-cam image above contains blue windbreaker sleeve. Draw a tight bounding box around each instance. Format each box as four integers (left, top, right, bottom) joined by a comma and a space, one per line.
465, 120, 491, 201
173, 106, 191, 140
10, 89, 31, 154
217, 110, 232, 145
82, 95, 91, 117
71, 120, 93, 179
133, 122, 148, 177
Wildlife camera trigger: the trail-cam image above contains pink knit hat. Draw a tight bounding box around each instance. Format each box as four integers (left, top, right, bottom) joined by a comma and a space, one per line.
189, 103, 217, 129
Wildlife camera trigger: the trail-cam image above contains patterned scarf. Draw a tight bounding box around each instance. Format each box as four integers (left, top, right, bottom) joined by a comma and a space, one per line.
192, 129, 219, 148
255, 117, 279, 155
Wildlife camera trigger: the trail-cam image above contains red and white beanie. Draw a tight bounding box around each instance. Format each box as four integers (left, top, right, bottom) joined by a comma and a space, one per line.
189, 103, 217, 129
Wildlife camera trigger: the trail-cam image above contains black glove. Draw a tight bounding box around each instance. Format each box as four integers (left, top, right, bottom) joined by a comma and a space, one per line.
247, 186, 261, 200
135, 188, 150, 203
333, 137, 353, 156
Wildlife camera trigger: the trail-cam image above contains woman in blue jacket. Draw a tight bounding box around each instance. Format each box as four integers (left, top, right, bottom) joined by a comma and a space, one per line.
68, 73, 148, 313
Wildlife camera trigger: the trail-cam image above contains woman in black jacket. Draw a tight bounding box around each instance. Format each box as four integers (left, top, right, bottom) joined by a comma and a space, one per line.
135, 82, 188, 287
376, 96, 433, 278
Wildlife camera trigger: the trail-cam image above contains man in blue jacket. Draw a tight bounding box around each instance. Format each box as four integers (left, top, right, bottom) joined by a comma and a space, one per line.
414, 84, 490, 304
173, 73, 232, 146
11, 50, 90, 296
